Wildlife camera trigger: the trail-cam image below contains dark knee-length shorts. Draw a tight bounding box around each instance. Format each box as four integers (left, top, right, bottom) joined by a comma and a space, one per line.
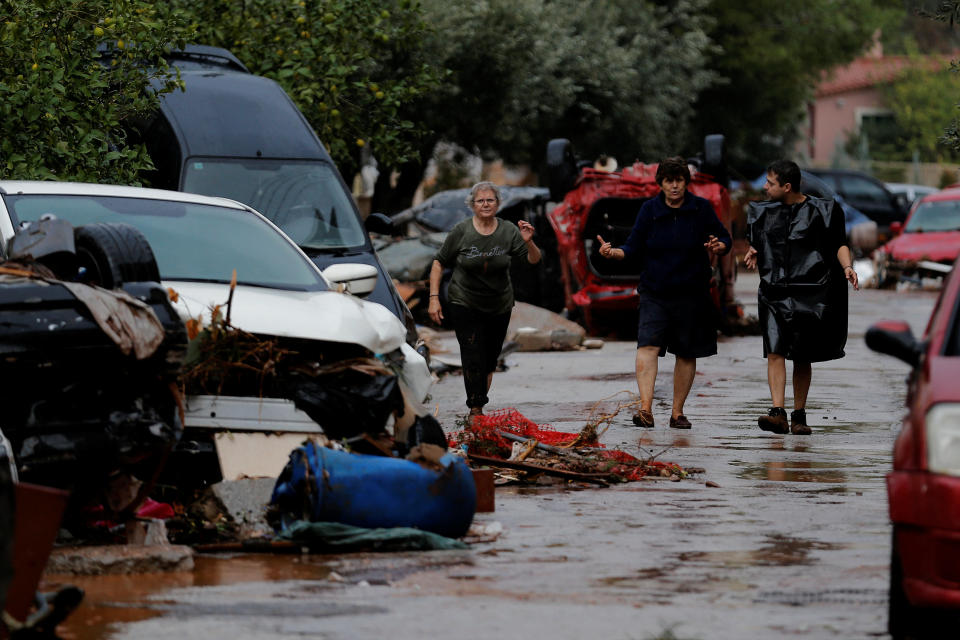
636, 288, 718, 358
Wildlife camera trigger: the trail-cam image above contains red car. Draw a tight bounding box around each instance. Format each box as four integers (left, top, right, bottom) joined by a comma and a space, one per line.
874, 187, 958, 288
866, 255, 960, 637
544, 136, 741, 334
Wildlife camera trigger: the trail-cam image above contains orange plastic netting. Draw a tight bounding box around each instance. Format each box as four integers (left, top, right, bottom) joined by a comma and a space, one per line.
448, 408, 685, 481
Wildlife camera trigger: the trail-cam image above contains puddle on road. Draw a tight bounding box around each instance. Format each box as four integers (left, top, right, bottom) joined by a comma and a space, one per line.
577, 372, 635, 382
47, 554, 333, 640
677, 534, 841, 568
735, 460, 851, 483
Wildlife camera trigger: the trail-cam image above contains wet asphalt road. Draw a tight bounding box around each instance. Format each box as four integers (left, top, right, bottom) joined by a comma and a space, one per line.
84, 272, 937, 640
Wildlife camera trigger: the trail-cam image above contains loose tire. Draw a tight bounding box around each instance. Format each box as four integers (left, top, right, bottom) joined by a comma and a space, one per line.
74, 222, 161, 289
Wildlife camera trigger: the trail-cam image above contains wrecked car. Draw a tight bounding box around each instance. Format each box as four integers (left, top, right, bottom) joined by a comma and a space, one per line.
0, 181, 434, 489
865, 255, 960, 638
874, 187, 960, 288
0, 212, 187, 525
544, 136, 747, 334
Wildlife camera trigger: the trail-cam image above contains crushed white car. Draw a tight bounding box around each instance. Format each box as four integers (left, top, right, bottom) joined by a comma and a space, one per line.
0, 181, 434, 481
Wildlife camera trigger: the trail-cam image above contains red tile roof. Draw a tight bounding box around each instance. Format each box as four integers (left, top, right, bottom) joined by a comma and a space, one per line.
816, 55, 953, 97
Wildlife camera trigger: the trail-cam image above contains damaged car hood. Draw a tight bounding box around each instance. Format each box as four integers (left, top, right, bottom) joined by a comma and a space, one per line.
884, 231, 960, 262
169, 281, 406, 355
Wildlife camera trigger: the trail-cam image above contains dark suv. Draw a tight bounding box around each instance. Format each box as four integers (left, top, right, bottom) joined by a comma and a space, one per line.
804, 168, 908, 240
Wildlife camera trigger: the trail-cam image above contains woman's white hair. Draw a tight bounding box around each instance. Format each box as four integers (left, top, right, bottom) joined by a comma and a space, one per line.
465, 181, 502, 208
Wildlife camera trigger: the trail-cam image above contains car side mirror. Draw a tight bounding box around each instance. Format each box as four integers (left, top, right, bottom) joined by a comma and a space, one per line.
865, 320, 924, 368
321, 263, 379, 297
364, 212, 394, 236
890, 221, 903, 236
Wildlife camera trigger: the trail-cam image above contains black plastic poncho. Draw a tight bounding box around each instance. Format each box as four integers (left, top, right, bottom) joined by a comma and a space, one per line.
746, 196, 848, 362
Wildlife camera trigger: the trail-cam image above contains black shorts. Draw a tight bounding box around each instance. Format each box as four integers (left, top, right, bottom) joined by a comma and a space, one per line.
636, 289, 718, 358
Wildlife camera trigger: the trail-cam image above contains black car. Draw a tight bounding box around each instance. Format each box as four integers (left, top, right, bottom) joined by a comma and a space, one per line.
804, 168, 908, 237
125, 46, 419, 347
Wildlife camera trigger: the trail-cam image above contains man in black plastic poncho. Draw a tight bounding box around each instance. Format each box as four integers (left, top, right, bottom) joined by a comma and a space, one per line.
744, 160, 859, 435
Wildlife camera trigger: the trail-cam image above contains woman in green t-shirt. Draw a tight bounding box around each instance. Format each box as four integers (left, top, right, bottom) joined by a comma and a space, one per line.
428, 182, 542, 416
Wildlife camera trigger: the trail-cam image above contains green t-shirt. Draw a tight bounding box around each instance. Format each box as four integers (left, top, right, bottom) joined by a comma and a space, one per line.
435, 217, 529, 315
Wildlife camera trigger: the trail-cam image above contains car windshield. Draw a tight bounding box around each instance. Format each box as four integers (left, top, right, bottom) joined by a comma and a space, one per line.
905, 200, 960, 233
181, 158, 366, 251
4, 194, 327, 291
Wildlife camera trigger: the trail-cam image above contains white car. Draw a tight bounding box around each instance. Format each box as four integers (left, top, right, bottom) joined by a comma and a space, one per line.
885, 182, 939, 210
0, 181, 432, 474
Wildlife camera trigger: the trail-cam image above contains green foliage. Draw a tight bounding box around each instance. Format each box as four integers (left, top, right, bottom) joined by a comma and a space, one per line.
417, 0, 717, 166
688, 0, 902, 172
913, 2, 960, 155
0, 0, 189, 183
878, 63, 960, 161
163, 0, 443, 177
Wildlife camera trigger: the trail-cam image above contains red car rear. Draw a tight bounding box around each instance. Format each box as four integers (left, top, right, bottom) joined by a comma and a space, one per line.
866, 255, 960, 637
544, 137, 739, 334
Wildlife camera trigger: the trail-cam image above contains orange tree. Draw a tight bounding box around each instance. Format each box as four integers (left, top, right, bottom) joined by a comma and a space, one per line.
167, 0, 443, 179
0, 0, 190, 182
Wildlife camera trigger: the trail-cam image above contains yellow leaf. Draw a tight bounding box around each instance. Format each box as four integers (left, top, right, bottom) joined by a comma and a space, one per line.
185, 317, 201, 340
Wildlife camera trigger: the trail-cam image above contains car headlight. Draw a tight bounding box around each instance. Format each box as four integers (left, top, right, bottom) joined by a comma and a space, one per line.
926, 404, 960, 475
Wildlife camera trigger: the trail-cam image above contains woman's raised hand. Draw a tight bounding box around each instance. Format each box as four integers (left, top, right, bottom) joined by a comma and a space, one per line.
518, 220, 535, 242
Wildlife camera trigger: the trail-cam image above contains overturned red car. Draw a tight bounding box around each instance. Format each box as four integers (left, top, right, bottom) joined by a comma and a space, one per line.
544, 136, 743, 334
866, 255, 960, 637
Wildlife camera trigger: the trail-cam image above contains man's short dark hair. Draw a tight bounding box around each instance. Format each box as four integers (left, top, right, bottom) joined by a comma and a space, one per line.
766, 160, 801, 192
655, 156, 691, 186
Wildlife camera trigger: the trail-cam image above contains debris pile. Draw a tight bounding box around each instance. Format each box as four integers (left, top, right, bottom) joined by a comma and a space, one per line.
449, 407, 690, 486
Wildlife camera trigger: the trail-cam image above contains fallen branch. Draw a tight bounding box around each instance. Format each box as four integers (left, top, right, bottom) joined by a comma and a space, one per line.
468, 453, 610, 486
496, 430, 585, 458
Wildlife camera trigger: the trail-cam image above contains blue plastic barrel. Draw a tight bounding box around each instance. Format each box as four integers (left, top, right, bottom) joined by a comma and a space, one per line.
272, 442, 476, 539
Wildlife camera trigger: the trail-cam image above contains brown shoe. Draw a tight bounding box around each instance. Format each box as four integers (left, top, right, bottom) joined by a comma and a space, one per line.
669, 414, 692, 429
758, 408, 789, 434
790, 409, 811, 435
632, 409, 655, 428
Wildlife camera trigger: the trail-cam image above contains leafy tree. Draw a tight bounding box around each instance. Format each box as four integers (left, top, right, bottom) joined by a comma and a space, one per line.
164, 0, 443, 179
872, 62, 960, 162
416, 0, 715, 164
920, 1, 960, 154
371, 0, 717, 211
0, 0, 189, 183
686, 0, 903, 175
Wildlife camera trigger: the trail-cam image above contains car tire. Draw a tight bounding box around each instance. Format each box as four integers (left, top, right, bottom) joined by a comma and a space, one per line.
74, 223, 161, 289
889, 529, 912, 639
546, 138, 578, 203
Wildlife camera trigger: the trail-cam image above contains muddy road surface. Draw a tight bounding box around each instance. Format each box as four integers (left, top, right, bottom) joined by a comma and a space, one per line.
55, 273, 936, 640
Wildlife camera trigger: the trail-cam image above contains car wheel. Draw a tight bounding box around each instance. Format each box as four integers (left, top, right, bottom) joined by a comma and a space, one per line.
889, 529, 912, 638
74, 223, 161, 289
546, 138, 578, 203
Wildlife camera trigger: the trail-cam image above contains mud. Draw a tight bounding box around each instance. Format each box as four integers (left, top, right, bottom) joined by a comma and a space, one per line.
52, 272, 933, 640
